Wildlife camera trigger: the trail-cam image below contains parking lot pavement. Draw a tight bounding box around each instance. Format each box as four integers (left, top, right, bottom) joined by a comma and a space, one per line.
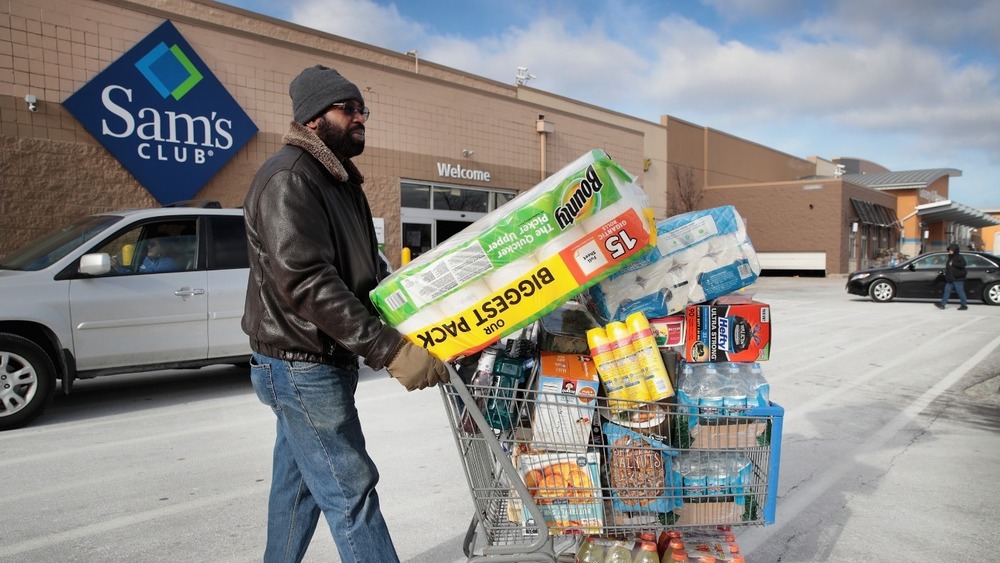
2, 276, 999, 562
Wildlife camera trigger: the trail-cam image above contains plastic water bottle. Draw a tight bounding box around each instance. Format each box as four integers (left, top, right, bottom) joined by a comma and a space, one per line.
604, 541, 633, 563
576, 536, 605, 563
634, 541, 659, 563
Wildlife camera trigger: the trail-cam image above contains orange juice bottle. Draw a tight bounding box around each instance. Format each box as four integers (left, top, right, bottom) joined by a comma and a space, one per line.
662, 539, 685, 563
634, 541, 660, 563
626, 312, 674, 400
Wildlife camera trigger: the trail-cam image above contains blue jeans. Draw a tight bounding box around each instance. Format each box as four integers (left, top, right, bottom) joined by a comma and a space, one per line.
249, 353, 399, 563
940, 280, 967, 307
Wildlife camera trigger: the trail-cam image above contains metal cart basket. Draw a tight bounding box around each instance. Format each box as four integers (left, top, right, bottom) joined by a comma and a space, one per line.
439, 363, 783, 563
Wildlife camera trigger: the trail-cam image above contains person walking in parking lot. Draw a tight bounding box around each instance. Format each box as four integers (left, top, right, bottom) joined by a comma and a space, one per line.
936, 243, 968, 310
242, 65, 449, 563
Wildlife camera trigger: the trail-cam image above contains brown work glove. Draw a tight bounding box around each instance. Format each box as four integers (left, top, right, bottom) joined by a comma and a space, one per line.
386, 340, 450, 391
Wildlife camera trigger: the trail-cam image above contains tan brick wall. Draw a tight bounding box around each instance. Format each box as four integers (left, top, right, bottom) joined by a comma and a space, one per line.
0, 0, 647, 259
702, 180, 897, 273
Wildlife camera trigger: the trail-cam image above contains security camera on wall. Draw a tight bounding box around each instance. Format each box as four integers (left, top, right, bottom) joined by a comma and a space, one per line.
25, 94, 37, 112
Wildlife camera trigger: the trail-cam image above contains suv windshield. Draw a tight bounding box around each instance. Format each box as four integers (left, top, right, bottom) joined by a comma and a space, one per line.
0, 215, 122, 271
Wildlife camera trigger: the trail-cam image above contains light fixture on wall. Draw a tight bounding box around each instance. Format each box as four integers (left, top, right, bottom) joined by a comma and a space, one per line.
515, 66, 536, 86
461, 149, 475, 157
25, 94, 37, 112
643, 158, 652, 172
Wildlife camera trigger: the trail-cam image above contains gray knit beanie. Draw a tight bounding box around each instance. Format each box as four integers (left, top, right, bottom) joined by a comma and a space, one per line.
289, 65, 364, 124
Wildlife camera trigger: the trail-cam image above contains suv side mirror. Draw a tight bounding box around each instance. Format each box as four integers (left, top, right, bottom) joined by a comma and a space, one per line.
80, 253, 112, 275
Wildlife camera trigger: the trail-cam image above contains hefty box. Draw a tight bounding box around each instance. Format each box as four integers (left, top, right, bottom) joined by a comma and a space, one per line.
684, 296, 770, 362
532, 352, 600, 453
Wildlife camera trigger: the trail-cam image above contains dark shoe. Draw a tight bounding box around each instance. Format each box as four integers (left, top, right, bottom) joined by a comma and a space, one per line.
958, 305, 968, 310
935, 303, 945, 309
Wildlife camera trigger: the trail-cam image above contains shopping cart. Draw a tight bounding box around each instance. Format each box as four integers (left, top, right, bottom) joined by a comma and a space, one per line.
439, 360, 783, 563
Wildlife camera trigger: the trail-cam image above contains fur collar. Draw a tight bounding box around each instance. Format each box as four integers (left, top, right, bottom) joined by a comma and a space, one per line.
281, 121, 364, 184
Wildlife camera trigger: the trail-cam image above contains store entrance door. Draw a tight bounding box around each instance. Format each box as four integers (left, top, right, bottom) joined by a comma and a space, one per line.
401, 209, 483, 261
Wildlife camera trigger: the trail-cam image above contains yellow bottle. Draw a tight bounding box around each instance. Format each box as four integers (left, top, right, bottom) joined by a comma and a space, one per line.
587, 327, 620, 399
627, 312, 675, 400
587, 327, 643, 414
607, 321, 652, 412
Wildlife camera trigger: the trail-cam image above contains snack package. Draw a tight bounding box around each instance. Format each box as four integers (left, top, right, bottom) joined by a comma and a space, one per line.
371, 150, 656, 360
583, 206, 760, 324
510, 451, 604, 535
602, 422, 681, 514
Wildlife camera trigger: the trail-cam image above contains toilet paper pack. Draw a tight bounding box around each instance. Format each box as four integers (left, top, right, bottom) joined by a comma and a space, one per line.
371, 150, 656, 361
582, 206, 760, 324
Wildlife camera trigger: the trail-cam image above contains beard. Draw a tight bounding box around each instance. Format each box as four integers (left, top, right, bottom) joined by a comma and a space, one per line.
315, 116, 365, 159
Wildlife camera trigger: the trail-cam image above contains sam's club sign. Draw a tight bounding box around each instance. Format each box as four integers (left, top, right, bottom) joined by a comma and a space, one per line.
64, 21, 257, 204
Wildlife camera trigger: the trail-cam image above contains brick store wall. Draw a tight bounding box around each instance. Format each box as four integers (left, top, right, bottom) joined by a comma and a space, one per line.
0, 0, 646, 257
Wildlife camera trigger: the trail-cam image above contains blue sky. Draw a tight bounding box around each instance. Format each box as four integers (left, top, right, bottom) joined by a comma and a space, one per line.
223, 0, 1000, 209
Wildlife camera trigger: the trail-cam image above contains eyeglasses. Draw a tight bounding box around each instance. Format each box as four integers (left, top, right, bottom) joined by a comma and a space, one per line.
330, 102, 370, 120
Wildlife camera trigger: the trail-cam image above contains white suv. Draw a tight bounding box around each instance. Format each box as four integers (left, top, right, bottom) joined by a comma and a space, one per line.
0, 203, 251, 430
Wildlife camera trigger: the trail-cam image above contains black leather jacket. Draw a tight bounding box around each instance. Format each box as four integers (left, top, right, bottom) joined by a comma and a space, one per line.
242, 122, 402, 371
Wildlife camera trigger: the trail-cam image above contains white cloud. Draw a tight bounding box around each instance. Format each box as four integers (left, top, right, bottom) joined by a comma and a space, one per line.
270, 0, 999, 206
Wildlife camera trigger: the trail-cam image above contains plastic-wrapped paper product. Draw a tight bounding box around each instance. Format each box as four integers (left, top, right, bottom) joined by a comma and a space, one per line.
371, 150, 656, 361
582, 206, 760, 324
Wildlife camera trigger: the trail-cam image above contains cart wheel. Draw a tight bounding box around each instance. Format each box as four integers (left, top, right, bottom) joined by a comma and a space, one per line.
462, 514, 479, 558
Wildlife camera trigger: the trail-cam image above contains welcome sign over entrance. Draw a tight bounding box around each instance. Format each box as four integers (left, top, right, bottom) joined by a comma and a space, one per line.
64, 21, 258, 204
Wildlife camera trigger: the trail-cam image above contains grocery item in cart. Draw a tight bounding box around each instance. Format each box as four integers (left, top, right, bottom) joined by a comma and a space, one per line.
582, 205, 760, 324
511, 451, 604, 534
587, 326, 652, 416
684, 295, 771, 363
674, 361, 770, 448
602, 422, 681, 514
649, 315, 685, 348
537, 300, 599, 354
371, 149, 656, 361
672, 452, 754, 527
626, 312, 675, 399
531, 351, 600, 453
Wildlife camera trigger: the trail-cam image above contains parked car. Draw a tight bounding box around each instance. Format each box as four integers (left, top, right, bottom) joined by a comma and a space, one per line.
846, 250, 1000, 305
0, 204, 251, 430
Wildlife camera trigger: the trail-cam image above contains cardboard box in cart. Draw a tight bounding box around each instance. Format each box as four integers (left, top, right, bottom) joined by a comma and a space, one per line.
531, 352, 600, 453
684, 295, 771, 362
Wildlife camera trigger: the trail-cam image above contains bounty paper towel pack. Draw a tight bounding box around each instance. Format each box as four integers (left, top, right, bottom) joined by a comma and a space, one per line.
371, 150, 656, 361
582, 206, 760, 324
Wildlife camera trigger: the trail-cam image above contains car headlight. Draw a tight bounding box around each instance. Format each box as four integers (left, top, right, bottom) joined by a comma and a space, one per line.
850, 272, 871, 282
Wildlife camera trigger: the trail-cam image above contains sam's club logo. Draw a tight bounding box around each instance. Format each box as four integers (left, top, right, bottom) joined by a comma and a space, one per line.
64, 21, 257, 204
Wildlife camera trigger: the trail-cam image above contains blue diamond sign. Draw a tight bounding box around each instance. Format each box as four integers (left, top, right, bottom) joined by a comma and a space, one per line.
64, 21, 257, 205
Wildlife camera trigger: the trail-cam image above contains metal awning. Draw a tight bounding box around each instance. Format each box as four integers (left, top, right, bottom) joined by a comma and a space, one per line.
850, 198, 900, 227
843, 168, 962, 191
915, 200, 1000, 228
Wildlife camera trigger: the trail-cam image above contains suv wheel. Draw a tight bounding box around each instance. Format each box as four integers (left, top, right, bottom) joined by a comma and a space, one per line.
0, 334, 57, 430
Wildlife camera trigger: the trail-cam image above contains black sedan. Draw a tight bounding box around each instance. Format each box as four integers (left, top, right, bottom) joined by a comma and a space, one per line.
846, 250, 1000, 305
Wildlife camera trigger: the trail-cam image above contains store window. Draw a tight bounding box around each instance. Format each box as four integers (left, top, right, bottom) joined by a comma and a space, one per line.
400, 181, 517, 260
433, 186, 488, 212
401, 183, 431, 208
